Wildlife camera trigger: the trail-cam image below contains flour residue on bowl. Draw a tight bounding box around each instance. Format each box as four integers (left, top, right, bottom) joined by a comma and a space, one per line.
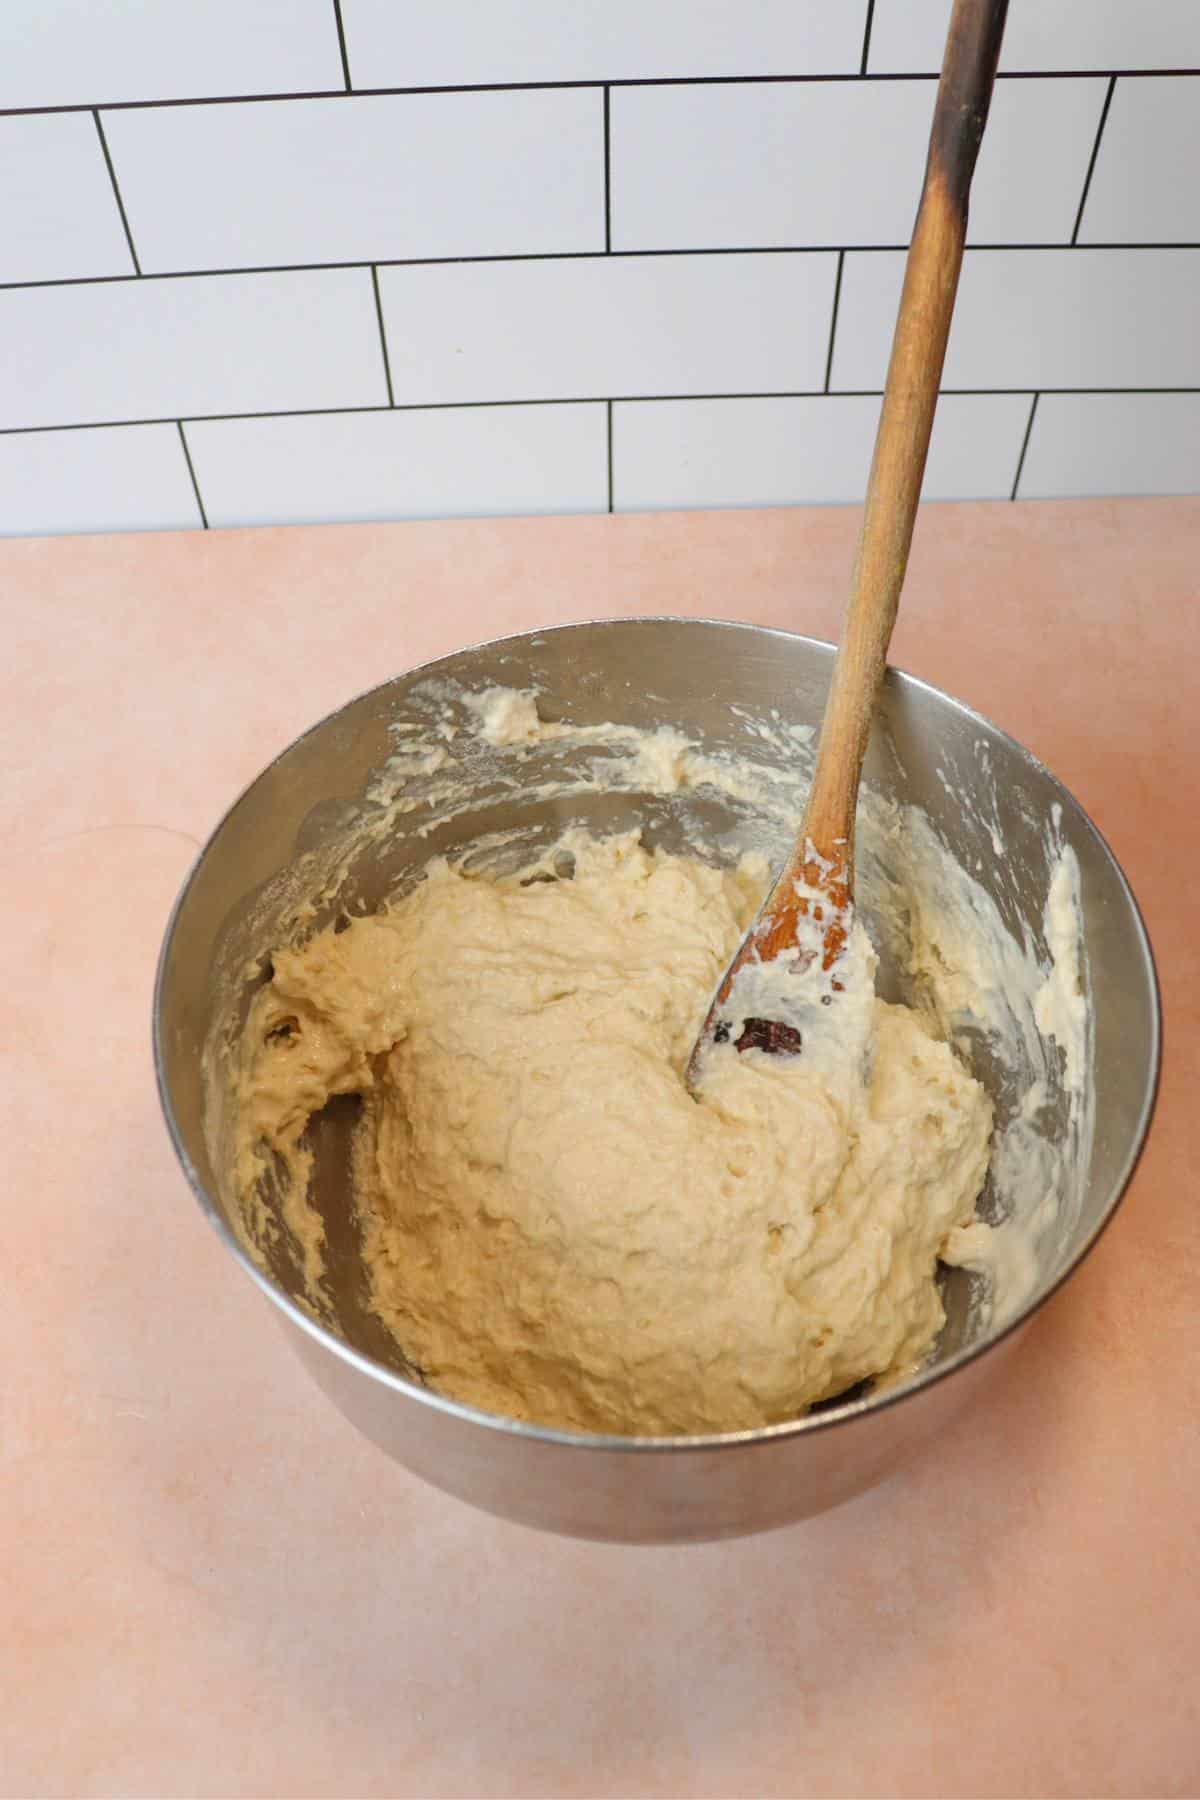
207, 679, 1093, 1431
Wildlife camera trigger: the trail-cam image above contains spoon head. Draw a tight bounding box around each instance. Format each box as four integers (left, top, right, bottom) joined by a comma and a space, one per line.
685, 841, 866, 1092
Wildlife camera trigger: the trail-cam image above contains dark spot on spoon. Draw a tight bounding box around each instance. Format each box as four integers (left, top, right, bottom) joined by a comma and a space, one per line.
735, 1018, 804, 1056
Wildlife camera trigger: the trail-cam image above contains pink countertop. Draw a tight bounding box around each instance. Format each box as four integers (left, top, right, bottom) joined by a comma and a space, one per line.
3, 498, 1197, 1798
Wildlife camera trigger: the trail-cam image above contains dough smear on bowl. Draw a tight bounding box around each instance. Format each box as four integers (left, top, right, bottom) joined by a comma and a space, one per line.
234, 831, 993, 1436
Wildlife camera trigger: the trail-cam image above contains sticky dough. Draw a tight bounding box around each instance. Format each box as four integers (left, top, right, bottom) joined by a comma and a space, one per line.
235, 832, 993, 1436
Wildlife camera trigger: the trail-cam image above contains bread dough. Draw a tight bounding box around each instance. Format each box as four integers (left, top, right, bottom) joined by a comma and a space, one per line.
235, 831, 992, 1436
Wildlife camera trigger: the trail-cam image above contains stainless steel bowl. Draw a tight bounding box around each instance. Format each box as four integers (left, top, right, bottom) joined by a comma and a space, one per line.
155, 619, 1159, 1543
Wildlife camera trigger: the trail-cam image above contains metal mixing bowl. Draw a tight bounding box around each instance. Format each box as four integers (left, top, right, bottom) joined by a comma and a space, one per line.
155, 619, 1159, 1542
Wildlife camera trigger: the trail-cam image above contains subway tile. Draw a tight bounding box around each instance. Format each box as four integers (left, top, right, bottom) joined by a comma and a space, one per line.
0, 269, 387, 431
867, 0, 1200, 73
103, 90, 603, 274
377, 254, 838, 405
961, 79, 1105, 243
1017, 392, 1200, 497
1078, 77, 1200, 242
185, 404, 608, 527
340, 0, 865, 85
612, 393, 1031, 509
831, 249, 1200, 391
0, 424, 201, 536
0, 0, 343, 111
0, 113, 134, 284
611, 78, 1104, 250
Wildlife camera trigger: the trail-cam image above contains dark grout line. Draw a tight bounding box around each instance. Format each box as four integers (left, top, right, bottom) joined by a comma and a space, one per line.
603, 87, 612, 253
859, 0, 876, 77
5, 241, 1199, 297
1072, 74, 1118, 244
830, 385, 1200, 396
0, 407, 394, 435
93, 110, 141, 275
332, 0, 353, 90
823, 251, 845, 392
1, 388, 1194, 439
176, 421, 209, 527
1010, 393, 1040, 499
1, 70, 1196, 118
606, 401, 614, 511
371, 266, 395, 404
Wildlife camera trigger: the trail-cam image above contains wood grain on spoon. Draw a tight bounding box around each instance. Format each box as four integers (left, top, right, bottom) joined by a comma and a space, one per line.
687, 0, 1010, 1086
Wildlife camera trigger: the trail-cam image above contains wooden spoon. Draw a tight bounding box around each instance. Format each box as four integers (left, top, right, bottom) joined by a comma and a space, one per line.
687, 0, 1009, 1087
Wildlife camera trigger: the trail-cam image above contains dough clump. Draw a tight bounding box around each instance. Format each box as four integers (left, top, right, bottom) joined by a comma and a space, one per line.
235, 834, 992, 1435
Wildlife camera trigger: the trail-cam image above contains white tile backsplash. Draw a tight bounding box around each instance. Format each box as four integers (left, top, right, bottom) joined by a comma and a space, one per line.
0, 0, 344, 111
832, 249, 1200, 391
340, 1, 866, 86
613, 393, 1032, 510
0, 4, 1196, 536
378, 254, 838, 405
968, 78, 1109, 244
1017, 392, 1200, 497
185, 404, 608, 527
0, 112, 134, 284
1078, 78, 1200, 243
102, 90, 604, 273
0, 269, 387, 431
0, 423, 201, 535
867, 0, 1200, 74
611, 77, 1106, 250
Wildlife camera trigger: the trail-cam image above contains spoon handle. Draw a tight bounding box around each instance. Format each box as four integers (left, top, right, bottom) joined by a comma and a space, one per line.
803, 0, 1010, 858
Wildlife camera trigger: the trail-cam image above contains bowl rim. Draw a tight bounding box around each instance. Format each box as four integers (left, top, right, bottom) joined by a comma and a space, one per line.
153, 614, 1162, 1454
